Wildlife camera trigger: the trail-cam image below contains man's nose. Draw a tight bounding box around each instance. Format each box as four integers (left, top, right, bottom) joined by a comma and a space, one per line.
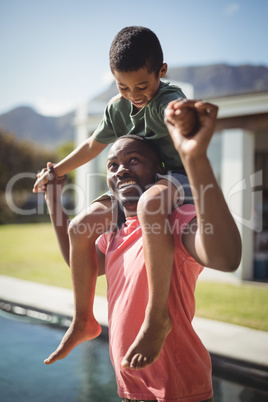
116, 164, 130, 177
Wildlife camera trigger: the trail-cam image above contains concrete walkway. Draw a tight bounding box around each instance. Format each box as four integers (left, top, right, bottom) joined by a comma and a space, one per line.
1, 274, 268, 369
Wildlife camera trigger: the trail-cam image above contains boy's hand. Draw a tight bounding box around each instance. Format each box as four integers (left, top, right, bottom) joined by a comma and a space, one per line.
44, 162, 67, 204
33, 162, 66, 193
164, 99, 218, 159
32, 168, 50, 193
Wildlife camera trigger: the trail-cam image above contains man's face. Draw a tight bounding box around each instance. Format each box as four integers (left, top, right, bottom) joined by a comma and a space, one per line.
113, 64, 167, 111
107, 138, 160, 215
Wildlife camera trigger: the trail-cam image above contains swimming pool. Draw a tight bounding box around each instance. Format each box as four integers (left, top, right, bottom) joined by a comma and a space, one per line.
0, 310, 118, 402
0, 304, 267, 402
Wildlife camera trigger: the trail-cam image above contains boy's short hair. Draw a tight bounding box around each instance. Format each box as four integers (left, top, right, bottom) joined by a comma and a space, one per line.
109, 26, 164, 75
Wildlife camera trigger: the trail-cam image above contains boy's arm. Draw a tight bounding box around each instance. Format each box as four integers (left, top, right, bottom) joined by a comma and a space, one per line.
165, 100, 242, 272
33, 137, 107, 193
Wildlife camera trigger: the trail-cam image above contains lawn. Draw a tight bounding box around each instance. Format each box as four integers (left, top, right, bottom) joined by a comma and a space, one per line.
1, 223, 268, 331
195, 281, 268, 331
0, 222, 107, 296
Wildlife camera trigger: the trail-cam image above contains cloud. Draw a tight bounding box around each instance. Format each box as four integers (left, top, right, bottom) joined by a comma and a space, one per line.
225, 3, 240, 16
101, 70, 114, 85
35, 97, 77, 116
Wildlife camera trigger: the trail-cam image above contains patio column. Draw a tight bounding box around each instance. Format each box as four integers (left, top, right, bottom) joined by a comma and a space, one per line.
221, 129, 255, 280
74, 104, 100, 214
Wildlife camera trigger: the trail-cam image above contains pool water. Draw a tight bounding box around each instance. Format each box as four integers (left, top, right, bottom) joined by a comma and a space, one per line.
212, 377, 268, 402
0, 310, 267, 402
0, 313, 119, 402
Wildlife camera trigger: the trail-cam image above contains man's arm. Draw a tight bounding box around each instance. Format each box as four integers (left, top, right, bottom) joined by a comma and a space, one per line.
96, 244, 106, 276
165, 100, 242, 272
44, 163, 70, 265
44, 164, 106, 276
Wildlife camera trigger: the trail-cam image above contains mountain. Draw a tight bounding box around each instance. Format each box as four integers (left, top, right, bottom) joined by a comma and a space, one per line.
0, 106, 75, 148
94, 63, 268, 102
166, 63, 268, 98
1, 64, 268, 147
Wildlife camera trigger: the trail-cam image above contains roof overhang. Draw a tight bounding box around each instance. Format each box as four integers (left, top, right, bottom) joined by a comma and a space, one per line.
207, 92, 268, 119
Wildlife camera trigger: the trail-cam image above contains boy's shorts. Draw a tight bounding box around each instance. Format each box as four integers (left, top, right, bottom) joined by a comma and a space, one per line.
92, 169, 193, 230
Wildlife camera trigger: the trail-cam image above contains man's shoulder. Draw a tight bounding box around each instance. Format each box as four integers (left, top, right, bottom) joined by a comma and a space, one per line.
171, 204, 196, 222
168, 205, 196, 240
97, 230, 115, 254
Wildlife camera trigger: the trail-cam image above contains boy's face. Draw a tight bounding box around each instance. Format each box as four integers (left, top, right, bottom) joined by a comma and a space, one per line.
113, 64, 167, 110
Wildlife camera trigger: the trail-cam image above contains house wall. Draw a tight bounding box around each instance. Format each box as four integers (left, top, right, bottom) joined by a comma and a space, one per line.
216, 111, 268, 280
74, 95, 268, 281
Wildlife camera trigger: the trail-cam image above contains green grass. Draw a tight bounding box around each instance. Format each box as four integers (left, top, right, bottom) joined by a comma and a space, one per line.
1, 223, 268, 331
195, 281, 268, 332
0, 222, 107, 296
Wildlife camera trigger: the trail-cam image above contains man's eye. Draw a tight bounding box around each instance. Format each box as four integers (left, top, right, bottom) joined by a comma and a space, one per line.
130, 157, 139, 162
119, 86, 128, 91
108, 162, 117, 169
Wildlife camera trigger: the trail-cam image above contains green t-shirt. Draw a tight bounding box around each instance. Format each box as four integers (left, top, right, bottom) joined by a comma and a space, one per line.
92, 81, 186, 170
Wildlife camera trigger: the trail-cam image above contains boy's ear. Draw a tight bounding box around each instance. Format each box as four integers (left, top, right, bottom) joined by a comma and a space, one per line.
159, 63, 168, 78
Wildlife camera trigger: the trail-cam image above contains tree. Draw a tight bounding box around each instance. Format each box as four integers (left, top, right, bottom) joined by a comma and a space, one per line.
0, 129, 57, 223
0, 129, 57, 193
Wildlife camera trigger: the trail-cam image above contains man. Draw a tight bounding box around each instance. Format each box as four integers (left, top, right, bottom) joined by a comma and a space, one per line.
44, 100, 241, 402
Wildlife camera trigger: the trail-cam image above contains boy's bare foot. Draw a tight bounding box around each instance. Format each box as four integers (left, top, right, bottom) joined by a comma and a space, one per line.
44, 318, 101, 365
121, 312, 172, 370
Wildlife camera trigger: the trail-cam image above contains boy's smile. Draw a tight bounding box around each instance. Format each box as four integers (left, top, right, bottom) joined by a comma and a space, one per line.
113, 64, 167, 111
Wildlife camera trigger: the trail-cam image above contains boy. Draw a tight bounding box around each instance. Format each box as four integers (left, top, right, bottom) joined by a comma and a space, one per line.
44, 100, 241, 401
34, 26, 196, 368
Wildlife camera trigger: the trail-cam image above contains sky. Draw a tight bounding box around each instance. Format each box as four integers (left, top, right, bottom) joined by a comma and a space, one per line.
1, 0, 268, 116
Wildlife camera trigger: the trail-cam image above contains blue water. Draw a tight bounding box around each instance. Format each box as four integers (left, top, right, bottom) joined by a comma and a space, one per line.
0, 312, 119, 402
0, 310, 267, 402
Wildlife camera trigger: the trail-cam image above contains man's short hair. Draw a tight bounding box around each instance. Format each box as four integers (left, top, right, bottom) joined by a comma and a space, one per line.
113, 134, 163, 168
109, 26, 164, 75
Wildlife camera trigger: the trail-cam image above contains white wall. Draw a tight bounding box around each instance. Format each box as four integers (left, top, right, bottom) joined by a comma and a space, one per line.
221, 129, 255, 280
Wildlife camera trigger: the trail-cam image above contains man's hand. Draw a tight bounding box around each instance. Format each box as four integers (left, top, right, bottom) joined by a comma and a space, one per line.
165, 99, 199, 137
164, 99, 218, 159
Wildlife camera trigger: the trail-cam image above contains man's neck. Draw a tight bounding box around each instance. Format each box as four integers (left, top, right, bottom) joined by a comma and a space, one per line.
123, 201, 138, 218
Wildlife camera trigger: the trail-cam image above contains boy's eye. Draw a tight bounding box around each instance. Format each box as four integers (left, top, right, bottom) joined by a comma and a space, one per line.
138, 86, 148, 91
119, 86, 148, 91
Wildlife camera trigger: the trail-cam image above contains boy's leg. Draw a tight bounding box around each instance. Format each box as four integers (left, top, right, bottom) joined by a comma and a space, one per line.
44, 198, 113, 365
121, 178, 182, 370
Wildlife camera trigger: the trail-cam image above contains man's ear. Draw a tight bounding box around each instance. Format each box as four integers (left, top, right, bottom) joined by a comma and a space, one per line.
159, 63, 168, 78
157, 162, 165, 175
